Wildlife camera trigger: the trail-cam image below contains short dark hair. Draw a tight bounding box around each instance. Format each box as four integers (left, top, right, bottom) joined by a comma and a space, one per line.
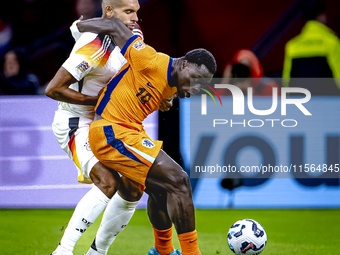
184, 48, 217, 75
303, 1, 326, 20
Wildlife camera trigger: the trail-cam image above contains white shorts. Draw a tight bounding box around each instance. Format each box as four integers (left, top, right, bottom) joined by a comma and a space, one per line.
52, 109, 98, 184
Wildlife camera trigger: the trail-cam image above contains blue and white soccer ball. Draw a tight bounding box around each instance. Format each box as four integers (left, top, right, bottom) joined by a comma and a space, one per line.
227, 219, 267, 255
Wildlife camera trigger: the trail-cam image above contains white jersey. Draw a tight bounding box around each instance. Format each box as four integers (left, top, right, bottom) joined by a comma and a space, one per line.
52, 21, 143, 183
60, 26, 126, 119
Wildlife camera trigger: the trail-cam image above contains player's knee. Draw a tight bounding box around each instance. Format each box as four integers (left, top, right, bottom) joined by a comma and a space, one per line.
90, 164, 120, 198
118, 177, 143, 202
97, 176, 119, 198
123, 187, 143, 202
171, 168, 191, 195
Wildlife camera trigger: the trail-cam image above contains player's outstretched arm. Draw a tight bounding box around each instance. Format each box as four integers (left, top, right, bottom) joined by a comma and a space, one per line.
77, 18, 133, 49
45, 67, 99, 106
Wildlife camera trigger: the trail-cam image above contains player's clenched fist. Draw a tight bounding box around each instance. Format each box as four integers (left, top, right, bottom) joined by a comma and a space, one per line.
159, 94, 177, 112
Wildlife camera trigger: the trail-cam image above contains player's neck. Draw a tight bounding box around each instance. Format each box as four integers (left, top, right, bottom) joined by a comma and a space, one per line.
169, 58, 181, 88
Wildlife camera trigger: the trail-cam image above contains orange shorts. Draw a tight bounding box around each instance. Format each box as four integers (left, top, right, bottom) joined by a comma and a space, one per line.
89, 119, 162, 186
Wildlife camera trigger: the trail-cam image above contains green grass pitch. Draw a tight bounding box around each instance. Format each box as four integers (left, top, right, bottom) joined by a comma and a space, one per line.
1, 209, 339, 254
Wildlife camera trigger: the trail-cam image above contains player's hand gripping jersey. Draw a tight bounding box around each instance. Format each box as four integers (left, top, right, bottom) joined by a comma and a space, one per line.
59, 22, 144, 120
89, 35, 177, 186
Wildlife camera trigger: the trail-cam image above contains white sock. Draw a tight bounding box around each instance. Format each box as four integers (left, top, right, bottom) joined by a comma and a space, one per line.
90, 193, 139, 255
58, 186, 110, 252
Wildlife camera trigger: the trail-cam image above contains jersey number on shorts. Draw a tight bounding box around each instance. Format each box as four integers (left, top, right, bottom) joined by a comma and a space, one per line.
136, 88, 152, 104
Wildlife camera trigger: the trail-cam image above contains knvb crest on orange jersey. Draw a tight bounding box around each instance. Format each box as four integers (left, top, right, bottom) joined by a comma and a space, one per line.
142, 139, 155, 148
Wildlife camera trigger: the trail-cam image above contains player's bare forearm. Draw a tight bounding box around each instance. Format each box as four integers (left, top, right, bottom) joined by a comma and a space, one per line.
45, 67, 98, 106
46, 87, 98, 106
77, 17, 133, 49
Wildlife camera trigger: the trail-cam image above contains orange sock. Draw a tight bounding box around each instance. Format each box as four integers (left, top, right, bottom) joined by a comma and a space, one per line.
178, 230, 201, 255
153, 225, 174, 255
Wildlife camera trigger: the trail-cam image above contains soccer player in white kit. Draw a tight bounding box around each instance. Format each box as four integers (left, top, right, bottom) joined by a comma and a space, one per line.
45, 1, 172, 254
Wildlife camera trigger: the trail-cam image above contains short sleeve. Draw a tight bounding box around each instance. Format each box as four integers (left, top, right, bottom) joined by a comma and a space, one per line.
120, 35, 157, 72
70, 20, 82, 42
62, 32, 100, 81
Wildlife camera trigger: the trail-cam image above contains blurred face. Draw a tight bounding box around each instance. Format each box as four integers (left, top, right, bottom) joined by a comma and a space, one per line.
103, 0, 139, 31
317, 12, 328, 25
176, 61, 213, 98
4, 51, 20, 78
76, 0, 95, 19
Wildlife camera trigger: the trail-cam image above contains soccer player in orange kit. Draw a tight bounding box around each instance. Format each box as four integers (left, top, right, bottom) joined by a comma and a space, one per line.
76, 17, 216, 255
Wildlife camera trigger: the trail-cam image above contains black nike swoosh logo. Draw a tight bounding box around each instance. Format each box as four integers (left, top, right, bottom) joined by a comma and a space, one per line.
189, 239, 197, 243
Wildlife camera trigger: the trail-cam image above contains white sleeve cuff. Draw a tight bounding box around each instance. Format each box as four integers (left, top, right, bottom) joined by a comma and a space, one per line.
70, 20, 82, 42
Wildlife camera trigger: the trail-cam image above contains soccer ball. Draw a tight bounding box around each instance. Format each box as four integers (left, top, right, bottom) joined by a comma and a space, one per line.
227, 219, 267, 254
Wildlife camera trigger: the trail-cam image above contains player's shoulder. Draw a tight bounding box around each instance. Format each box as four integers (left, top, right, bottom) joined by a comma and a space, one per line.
135, 41, 168, 61
72, 32, 101, 50
153, 52, 171, 67
156, 52, 170, 59
77, 32, 98, 42
128, 37, 151, 53
72, 33, 118, 59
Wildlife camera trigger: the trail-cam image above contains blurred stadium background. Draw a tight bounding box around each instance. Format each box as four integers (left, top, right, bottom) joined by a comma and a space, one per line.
1, 0, 340, 254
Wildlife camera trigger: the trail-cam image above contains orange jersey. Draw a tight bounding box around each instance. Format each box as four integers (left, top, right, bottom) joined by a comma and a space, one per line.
95, 35, 177, 130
